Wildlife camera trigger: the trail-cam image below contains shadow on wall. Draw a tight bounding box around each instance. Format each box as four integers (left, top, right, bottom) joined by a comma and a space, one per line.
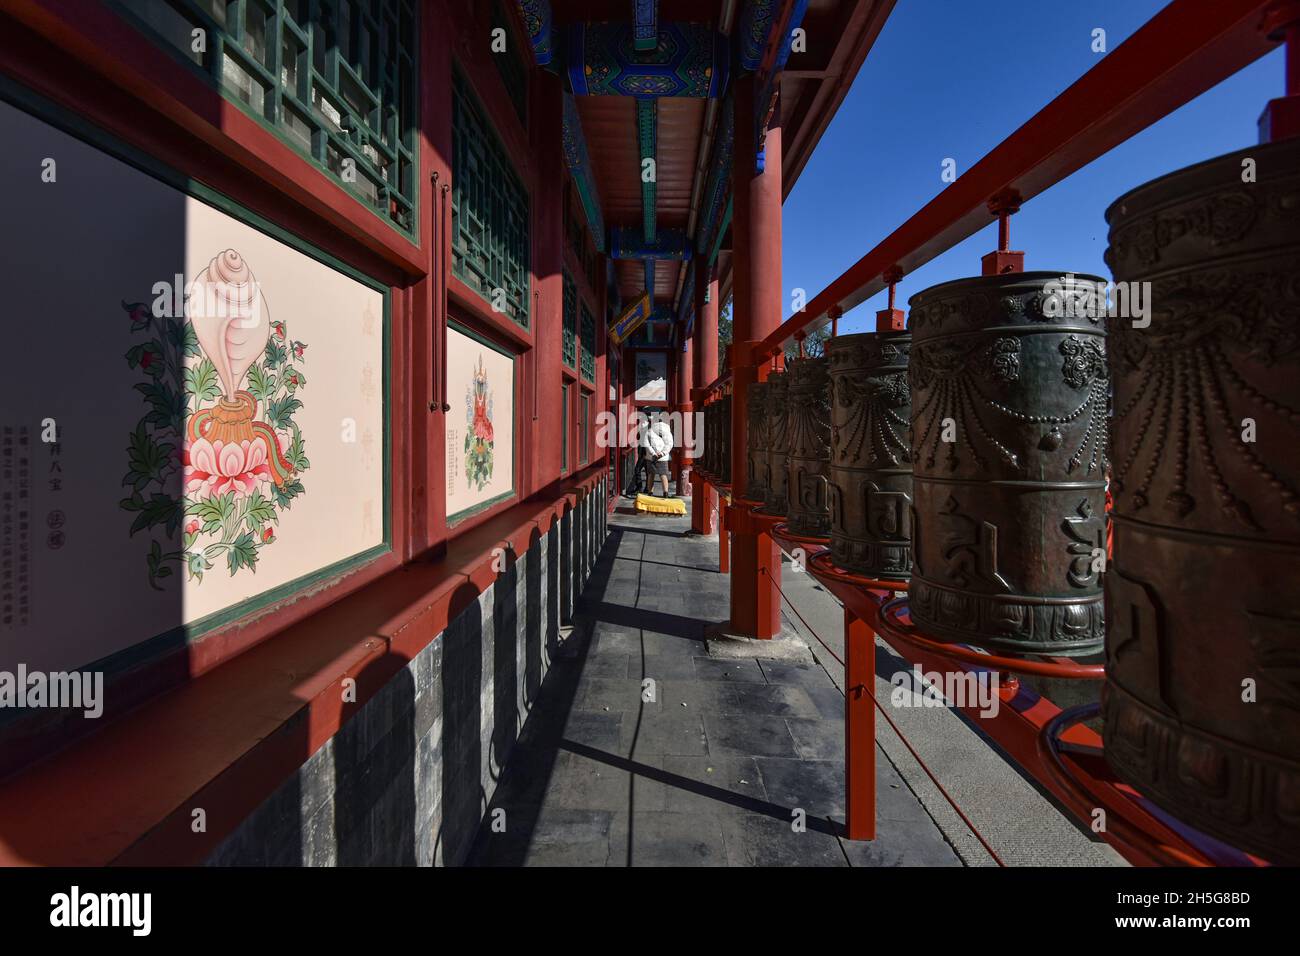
334, 651, 417, 866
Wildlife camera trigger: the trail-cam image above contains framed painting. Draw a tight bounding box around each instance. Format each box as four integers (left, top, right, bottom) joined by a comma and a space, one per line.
444, 323, 516, 523
0, 85, 390, 677
633, 351, 668, 402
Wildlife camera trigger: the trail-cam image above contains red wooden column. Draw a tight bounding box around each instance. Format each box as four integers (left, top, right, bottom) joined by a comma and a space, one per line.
677, 335, 694, 492
727, 77, 783, 639
844, 607, 877, 840
529, 67, 565, 493
690, 267, 719, 534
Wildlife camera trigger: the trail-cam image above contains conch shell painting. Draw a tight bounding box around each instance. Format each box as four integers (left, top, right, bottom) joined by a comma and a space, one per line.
120, 249, 312, 588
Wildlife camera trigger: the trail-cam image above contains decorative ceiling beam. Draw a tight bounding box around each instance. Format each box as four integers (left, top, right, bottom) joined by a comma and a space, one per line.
696, 93, 734, 254
515, 0, 554, 66
567, 22, 728, 97
562, 92, 606, 251
637, 98, 657, 243
736, 0, 779, 71
610, 227, 691, 260
633, 0, 659, 51
644, 259, 656, 298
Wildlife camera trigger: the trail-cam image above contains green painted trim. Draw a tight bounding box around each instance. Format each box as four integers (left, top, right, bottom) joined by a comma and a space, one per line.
708, 194, 733, 273
637, 97, 657, 244
445, 319, 519, 526
0, 75, 394, 670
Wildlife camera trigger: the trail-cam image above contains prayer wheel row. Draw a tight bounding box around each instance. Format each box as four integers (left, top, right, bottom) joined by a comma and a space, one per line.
701, 394, 732, 483
724, 136, 1299, 861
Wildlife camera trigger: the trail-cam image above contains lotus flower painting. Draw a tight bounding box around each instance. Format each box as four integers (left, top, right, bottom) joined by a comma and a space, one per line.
120, 250, 311, 589
464, 354, 495, 492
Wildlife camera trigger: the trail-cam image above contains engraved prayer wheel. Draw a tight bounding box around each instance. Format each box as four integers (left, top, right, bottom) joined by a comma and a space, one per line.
703, 399, 716, 475
827, 331, 913, 577
764, 371, 790, 514
719, 393, 732, 485
785, 356, 832, 536
908, 271, 1109, 656
746, 382, 770, 502
1102, 137, 1300, 864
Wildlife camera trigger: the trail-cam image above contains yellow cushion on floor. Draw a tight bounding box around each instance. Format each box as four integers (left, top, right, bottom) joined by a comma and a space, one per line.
635, 494, 686, 515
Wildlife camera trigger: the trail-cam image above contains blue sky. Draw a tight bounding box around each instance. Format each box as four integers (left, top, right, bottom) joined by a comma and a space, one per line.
780, 0, 1287, 333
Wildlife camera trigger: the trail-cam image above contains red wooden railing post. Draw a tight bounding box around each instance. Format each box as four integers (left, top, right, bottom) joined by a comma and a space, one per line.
845, 606, 877, 840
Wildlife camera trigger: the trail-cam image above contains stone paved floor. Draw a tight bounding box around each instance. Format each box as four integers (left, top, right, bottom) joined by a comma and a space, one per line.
466, 497, 960, 866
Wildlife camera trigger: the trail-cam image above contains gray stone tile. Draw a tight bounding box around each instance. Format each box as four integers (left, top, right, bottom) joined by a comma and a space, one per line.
577, 678, 660, 714
758, 660, 839, 690
539, 750, 662, 813
475, 807, 618, 867
559, 710, 625, 750
692, 657, 767, 682
723, 683, 821, 718
580, 653, 630, 679
838, 818, 962, 867
629, 654, 698, 681
721, 812, 849, 867
755, 757, 843, 819
609, 811, 728, 867
620, 709, 709, 758
804, 683, 846, 720
704, 714, 800, 758
657, 755, 769, 816
787, 717, 845, 761
654, 679, 737, 713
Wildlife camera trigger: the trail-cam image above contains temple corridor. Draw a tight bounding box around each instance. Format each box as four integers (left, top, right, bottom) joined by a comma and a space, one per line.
464, 500, 1122, 867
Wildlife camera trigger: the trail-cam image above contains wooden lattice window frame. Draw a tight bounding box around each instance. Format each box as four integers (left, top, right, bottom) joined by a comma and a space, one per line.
113, 0, 419, 238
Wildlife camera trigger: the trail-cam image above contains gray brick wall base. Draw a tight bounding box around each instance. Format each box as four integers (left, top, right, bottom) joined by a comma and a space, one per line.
207, 479, 608, 866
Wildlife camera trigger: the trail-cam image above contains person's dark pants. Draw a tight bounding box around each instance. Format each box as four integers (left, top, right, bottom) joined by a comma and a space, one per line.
626, 457, 651, 495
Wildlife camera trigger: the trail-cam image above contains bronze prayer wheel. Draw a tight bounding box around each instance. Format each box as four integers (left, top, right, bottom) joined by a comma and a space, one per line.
786, 356, 832, 537
1102, 137, 1300, 864
764, 371, 790, 514
703, 399, 716, 476
719, 393, 732, 485
827, 331, 912, 577
908, 271, 1109, 656
746, 382, 770, 502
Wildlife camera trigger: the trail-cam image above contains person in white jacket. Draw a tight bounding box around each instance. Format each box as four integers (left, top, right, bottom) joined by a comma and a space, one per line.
644, 410, 676, 497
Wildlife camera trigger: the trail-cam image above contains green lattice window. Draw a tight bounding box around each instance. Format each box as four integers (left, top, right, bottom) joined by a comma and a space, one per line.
452, 68, 531, 329
115, 0, 419, 238
579, 391, 590, 465
562, 271, 578, 369
491, 0, 528, 126
580, 303, 596, 383
561, 380, 570, 472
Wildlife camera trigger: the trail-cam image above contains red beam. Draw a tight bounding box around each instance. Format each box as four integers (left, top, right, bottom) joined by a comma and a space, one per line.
761, 0, 1280, 354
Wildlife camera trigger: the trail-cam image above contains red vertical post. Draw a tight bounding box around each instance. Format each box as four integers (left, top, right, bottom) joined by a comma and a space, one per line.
718, 494, 730, 573
727, 78, 782, 639
530, 68, 565, 493
677, 336, 694, 492
844, 607, 877, 840
691, 267, 719, 534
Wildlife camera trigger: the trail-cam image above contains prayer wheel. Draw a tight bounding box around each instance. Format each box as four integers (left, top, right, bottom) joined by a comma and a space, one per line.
746, 382, 770, 502
719, 393, 732, 485
1102, 137, 1300, 864
908, 271, 1109, 656
764, 371, 790, 514
785, 356, 832, 537
703, 399, 716, 476
827, 331, 912, 577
